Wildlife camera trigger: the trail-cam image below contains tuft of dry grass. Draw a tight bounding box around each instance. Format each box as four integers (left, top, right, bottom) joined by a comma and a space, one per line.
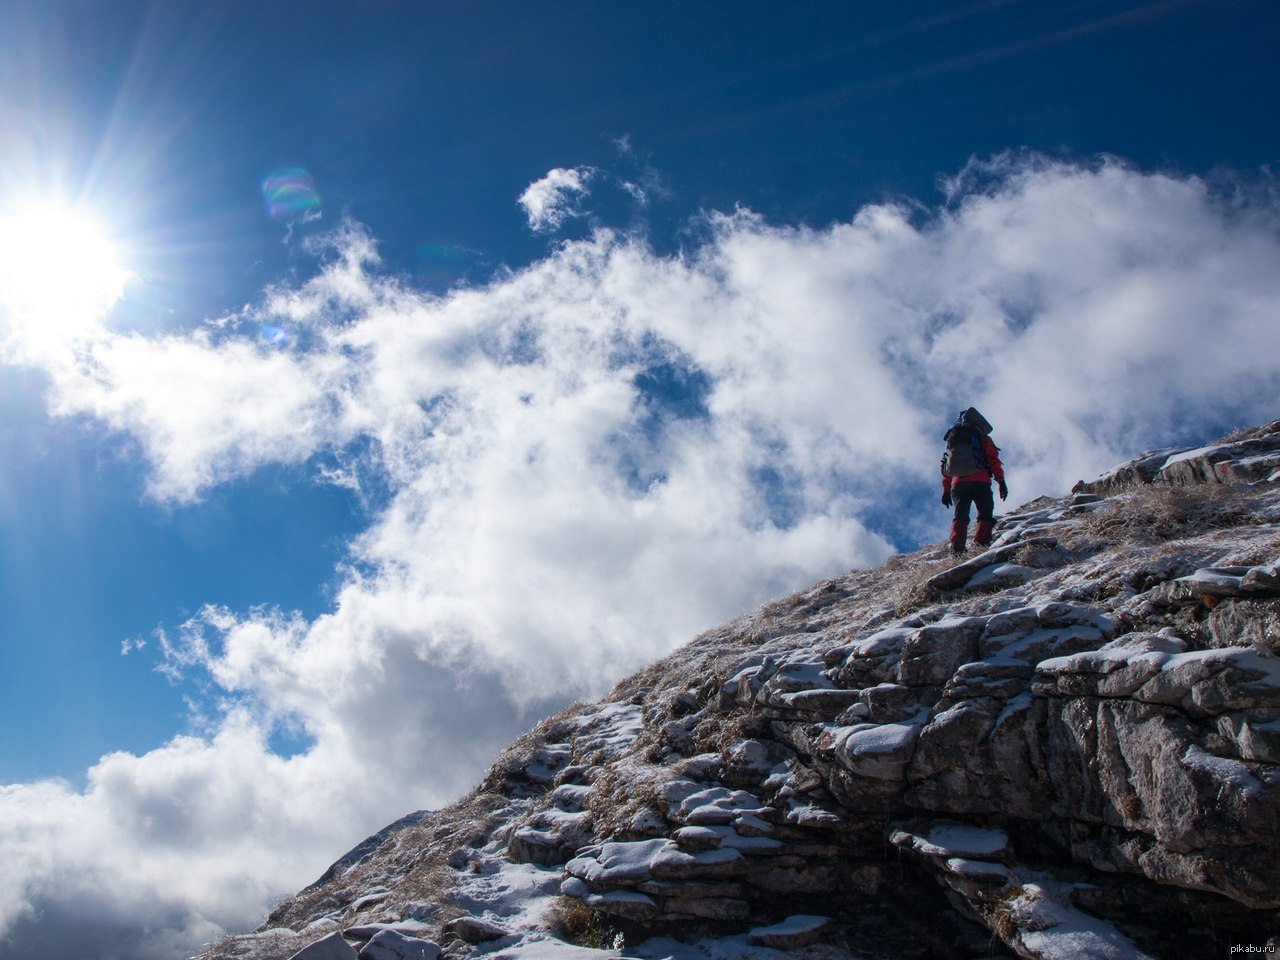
881, 552, 968, 616
544, 896, 625, 951
988, 884, 1026, 945
692, 709, 768, 756
1219, 419, 1280, 444
583, 763, 675, 839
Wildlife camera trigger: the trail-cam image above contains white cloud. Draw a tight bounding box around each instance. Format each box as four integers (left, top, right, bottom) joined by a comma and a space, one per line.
518, 166, 597, 232
2, 153, 1279, 958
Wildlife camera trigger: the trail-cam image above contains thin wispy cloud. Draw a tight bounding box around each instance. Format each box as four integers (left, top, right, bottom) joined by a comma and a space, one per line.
1, 153, 1278, 958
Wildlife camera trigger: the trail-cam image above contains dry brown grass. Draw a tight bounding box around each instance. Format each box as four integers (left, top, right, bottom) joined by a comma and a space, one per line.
987, 884, 1026, 945
201, 928, 306, 960
262, 785, 524, 941
1220, 420, 1280, 444
583, 762, 675, 838
1075, 483, 1266, 546
543, 896, 624, 950
881, 553, 967, 616
484, 701, 594, 783
691, 709, 768, 756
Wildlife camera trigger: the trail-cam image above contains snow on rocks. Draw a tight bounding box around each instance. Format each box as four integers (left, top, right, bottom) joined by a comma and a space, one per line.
673, 786, 770, 825
979, 602, 1117, 662
825, 720, 923, 782
441, 915, 509, 944
285, 933, 358, 960
566, 839, 674, 885
1150, 560, 1280, 608
508, 804, 595, 866
890, 822, 1011, 861
343, 923, 434, 945
1005, 880, 1161, 960
830, 625, 913, 688
1080, 445, 1193, 494
671, 825, 784, 854
197, 421, 1280, 960
563, 837, 752, 923
1158, 432, 1280, 487
892, 825, 1161, 959
508, 780, 597, 866
1082, 420, 1280, 493
963, 561, 1039, 591
354, 930, 440, 960
1034, 637, 1280, 715
720, 738, 792, 787
897, 616, 985, 685
924, 536, 1058, 592
746, 915, 833, 949
570, 701, 646, 761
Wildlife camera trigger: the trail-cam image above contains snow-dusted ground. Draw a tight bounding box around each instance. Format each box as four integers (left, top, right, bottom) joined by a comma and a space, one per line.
199, 424, 1280, 960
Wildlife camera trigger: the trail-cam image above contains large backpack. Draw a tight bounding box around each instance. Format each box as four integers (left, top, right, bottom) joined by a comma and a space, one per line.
941, 408, 994, 478
956, 406, 993, 436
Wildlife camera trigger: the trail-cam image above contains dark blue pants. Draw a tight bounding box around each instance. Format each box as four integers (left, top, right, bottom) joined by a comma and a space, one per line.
950, 480, 994, 552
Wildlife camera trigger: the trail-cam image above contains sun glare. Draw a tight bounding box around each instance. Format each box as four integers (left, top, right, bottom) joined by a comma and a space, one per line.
0, 198, 130, 345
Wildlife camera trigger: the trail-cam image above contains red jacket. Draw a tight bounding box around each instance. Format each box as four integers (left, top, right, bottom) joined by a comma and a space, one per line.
942, 434, 1004, 494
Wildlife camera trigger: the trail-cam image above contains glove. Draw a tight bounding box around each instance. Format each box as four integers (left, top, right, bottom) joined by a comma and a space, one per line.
998, 480, 1008, 501
941, 491, 952, 508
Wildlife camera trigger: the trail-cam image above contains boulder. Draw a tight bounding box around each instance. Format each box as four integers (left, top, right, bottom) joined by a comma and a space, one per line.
924, 537, 1057, 592
507, 806, 593, 865
897, 618, 984, 686
1207, 599, 1280, 652
1080, 445, 1189, 495
287, 933, 358, 960
356, 930, 440, 960
1157, 435, 1280, 486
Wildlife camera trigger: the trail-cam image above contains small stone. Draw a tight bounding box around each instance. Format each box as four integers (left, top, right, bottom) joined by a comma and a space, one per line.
441, 916, 507, 944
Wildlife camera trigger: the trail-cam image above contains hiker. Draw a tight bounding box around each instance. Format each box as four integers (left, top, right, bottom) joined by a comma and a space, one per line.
940, 407, 1007, 555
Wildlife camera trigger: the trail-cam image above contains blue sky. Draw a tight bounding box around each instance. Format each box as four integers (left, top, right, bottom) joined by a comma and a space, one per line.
1, 1, 1279, 957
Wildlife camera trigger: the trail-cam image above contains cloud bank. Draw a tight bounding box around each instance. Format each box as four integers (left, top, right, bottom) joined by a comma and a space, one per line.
2, 154, 1279, 958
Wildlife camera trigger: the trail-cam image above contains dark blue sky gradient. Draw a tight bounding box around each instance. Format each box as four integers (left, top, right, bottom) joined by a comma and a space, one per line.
11, 2, 1278, 314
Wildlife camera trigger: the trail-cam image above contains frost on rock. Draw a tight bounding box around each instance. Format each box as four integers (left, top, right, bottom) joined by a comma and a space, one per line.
1007, 881, 1162, 960
355, 930, 440, 960
747, 914, 833, 949
197, 420, 1280, 960
285, 933, 358, 960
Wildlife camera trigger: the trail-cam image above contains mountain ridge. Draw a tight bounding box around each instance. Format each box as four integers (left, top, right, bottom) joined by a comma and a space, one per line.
196, 420, 1280, 960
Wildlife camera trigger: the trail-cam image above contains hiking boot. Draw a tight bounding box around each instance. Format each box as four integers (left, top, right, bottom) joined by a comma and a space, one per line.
950, 519, 968, 555
975, 518, 993, 548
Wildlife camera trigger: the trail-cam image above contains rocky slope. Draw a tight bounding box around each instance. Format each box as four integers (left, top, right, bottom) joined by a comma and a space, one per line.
196, 421, 1280, 960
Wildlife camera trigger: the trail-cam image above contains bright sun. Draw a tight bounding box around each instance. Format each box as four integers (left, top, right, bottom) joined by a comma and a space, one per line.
0, 198, 130, 344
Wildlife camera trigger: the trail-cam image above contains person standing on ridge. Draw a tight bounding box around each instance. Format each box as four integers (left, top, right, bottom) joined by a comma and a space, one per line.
940, 407, 1007, 555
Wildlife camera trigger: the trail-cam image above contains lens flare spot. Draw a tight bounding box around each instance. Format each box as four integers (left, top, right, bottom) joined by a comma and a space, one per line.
415, 243, 477, 287
261, 166, 321, 223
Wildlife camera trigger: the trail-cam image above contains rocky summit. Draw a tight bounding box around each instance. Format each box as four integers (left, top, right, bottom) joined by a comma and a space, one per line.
196, 421, 1280, 960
